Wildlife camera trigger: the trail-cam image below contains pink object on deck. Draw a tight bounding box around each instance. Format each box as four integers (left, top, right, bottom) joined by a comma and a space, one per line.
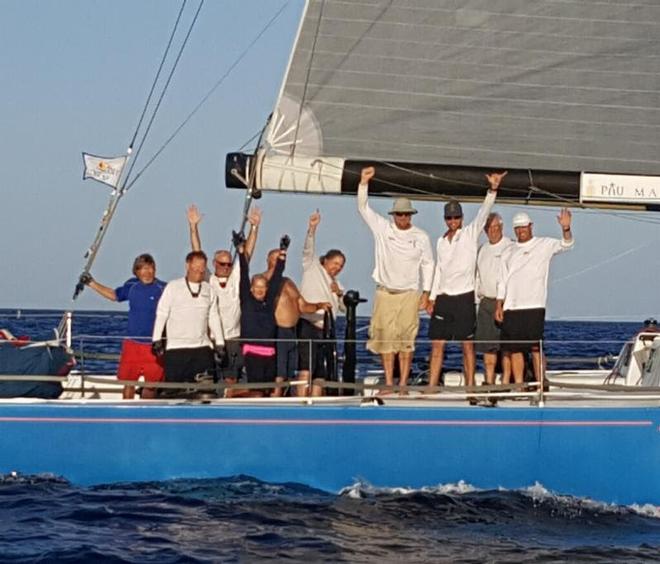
242, 344, 276, 357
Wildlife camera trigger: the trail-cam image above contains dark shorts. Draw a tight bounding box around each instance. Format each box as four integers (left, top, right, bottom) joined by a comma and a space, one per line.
474, 298, 503, 353
298, 319, 337, 378
428, 291, 476, 341
501, 308, 546, 353
219, 339, 243, 380
244, 354, 276, 384
163, 347, 214, 383
276, 326, 298, 379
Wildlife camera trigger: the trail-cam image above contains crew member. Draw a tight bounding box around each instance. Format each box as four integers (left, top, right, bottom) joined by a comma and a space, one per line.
261, 245, 325, 397
298, 210, 345, 396
152, 251, 224, 392
495, 209, 574, 384
238, 236, 287, 395
475, 212, 513, 385
427, 172, 506, 390
81, 254, 165, 400
187, 204, 260, 394
358, 166, 434, 391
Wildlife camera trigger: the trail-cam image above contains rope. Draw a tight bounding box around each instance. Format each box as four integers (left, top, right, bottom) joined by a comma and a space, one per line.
123, 0, 205, 191
289, 0, 325, 160
125, 1, 290, 191
127, 0, 188, 151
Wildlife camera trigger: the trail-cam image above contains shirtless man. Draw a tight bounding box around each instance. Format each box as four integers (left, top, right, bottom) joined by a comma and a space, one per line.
261, 248, 330, 396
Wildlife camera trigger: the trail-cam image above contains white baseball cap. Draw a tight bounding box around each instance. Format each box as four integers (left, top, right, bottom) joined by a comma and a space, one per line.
512, 212, 532, 228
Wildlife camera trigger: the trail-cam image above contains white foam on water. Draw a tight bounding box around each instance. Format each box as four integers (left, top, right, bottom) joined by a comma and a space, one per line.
340, 479, 660, 519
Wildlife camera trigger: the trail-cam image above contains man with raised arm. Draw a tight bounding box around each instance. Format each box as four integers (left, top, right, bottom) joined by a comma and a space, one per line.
475, 212, 513, 385
261, 244, 330, 397
358, 166, 434, 391
495, 209, 574, 385
426, 171, 506, 392
151, 251, 225, 391
298, 210, 346, 396
187, 205, 260, 392
81, 254, 165, 400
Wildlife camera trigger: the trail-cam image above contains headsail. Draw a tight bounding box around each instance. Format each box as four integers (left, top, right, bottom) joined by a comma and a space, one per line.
228, 0, 660, 210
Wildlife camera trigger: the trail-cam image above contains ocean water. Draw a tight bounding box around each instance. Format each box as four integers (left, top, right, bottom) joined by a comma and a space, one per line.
0, 310, 658, 563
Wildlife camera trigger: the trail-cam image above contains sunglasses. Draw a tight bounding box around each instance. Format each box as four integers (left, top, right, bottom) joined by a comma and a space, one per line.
445, 215, 462, 220
394, 212, 412, 217
215, 261, 232, 267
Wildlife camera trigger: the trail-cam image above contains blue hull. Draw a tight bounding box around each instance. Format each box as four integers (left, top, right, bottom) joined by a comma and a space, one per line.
1, 403, 658, 505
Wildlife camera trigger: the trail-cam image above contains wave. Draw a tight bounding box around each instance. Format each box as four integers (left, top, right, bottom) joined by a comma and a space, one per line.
341, 479, 660, 520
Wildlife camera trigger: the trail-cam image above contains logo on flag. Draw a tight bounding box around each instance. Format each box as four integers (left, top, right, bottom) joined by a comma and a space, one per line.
82, 153, 127, 188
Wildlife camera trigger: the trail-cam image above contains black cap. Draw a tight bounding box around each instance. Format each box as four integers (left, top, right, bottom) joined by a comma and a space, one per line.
444, 200, 463, 218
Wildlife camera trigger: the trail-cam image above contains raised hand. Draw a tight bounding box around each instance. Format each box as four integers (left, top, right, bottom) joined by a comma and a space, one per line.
485, 171, 508, 191
248, 206, 262, 227
361, 166, 375, 184
308, 209, 321, 230
557, 207, 572, 229
187, 204, 203, 226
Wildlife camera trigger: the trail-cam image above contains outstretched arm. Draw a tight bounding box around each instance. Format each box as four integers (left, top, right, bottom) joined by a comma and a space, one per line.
266, 251, 286, 302
303, 209, 320, 269
238, 247, 250, 302
85, 277, 117, 302
357, 166, 387, 232
187, 204, 203, 252
244, 207, 261, 261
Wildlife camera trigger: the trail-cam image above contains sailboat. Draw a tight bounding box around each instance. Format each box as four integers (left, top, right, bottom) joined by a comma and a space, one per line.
1, 1, 659, 506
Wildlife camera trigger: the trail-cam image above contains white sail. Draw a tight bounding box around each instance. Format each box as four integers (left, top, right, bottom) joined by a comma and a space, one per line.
239, 0, 660, 206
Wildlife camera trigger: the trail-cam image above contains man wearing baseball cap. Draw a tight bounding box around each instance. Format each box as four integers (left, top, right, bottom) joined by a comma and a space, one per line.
426, 171, 507, 391
358, 166, 434, 391
495, 209, 574, 385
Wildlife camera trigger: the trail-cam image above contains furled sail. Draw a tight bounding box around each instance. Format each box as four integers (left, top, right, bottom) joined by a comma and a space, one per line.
227, 0, 660, 209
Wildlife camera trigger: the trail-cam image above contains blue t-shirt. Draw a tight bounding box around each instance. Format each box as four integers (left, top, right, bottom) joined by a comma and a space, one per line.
115, 278, 166, 338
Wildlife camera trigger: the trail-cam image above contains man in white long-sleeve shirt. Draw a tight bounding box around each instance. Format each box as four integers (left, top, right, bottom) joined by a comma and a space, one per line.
427, 172, 506, 389
475, 213, 513, 385
495, 209, 574, 384
298, 210, 345, 396
152, 251, 225, 388
358, 166, 434, 389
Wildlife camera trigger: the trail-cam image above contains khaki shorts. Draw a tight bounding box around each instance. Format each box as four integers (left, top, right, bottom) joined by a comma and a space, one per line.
367, 288, 420, 354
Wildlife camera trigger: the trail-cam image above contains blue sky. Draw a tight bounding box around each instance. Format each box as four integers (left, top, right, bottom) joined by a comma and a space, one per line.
1, 0, 659, 321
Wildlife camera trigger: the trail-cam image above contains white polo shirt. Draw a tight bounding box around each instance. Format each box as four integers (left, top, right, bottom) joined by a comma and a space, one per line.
476, 237, 514, 300
209, 261, 241, 340
496, 236, 574, 311
429, 190, 496, 299
358, 183, 434, 292
152, 277, 224, 349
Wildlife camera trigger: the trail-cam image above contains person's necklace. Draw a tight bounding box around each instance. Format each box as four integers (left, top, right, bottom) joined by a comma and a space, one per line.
185, 279, 201, 298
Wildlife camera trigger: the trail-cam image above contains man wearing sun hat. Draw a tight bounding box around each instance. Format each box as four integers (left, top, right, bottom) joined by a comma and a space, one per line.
358, 166, 434, 391
426, 172, 507, 391
495, 208, 574, 384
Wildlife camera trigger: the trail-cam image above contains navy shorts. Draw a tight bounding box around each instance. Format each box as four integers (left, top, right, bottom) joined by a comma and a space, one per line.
428, 291, 476, 341
501, 308, 546, 353
276, 326, 298, 379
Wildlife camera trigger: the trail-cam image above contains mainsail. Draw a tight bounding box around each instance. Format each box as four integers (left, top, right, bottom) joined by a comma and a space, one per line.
227, 0, 660, 210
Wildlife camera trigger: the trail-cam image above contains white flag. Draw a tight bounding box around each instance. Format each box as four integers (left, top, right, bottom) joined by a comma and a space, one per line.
82, 153, 127, 188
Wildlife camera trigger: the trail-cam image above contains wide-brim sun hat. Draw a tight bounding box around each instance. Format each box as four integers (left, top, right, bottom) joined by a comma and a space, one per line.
512, 212, 532, 228
388, 197, 417, 215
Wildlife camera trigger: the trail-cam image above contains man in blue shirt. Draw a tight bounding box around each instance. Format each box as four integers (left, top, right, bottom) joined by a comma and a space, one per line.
82, 254, 166, 399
